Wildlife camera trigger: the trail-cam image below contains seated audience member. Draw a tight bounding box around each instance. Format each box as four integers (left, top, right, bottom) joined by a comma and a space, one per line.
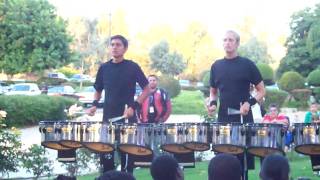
208, 153, 242, 180
304, 103, 320, 123
260, 154, 290, 180
150, 155, 184, 180
96, 170, 135, 180
262, 104, 289, 126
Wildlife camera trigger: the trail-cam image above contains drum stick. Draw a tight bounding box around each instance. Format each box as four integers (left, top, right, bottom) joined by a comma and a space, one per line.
227, 108, 241, 115
109, 115, 126, 123
240, 102, 243, 124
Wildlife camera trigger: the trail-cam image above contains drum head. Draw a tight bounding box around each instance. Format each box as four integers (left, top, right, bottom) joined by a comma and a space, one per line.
82, 142, 114, 153
212, 144, 244, 155
41, 142, 71, 150
248, 147, 284, 157
184, 142, 210, 151
295, 145, 320, 155
161, 144, 193, 154
60, 140, 82, 148
118, 144, 153, 156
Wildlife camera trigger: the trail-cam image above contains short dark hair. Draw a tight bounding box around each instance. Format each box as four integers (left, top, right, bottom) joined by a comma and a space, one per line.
110, 35, 128, 48
148, 74, 158, 80
208, 153, 242, 180
150, 155, 179, 180
269, 103, 279, 110
96, 170, 135, 180
260, 154, 290, 180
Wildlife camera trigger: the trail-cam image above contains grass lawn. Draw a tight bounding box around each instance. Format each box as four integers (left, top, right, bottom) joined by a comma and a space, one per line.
78, 151, 318, 180
171, 90, 206, 115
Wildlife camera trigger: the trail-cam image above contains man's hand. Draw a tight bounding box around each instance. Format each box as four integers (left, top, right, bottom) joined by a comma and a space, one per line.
240, 102, 250, 115
124, 107, 135, 118
207, 105, 217, 116
86, 106, 97, 116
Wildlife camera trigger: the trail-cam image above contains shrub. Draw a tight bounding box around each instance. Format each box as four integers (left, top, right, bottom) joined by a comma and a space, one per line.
264, 89, 288, 108
158, 75, 181, 98
307, 69, 320, 86
202, 71, 210, 87
58, 67, 80, 78
257, 63, 274, 85
0, 95, 77, 127
278, 71, 305, 92
313, 87, 320, 102
199, 70, 210, 82
37, 77, 68, 86
291, 89, 312, 102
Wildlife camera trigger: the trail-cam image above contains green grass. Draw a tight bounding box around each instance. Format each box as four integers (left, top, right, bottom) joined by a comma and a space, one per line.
78, 151, 318, 180
171, 90, 206, 115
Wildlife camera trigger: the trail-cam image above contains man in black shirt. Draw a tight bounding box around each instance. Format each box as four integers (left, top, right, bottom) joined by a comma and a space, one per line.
87, 35, 150, 173
207, 30, 266, 180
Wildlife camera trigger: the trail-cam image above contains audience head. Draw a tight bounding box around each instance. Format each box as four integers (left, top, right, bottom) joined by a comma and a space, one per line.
310, 103, 318, 113
269, 104, 279, 119
260, 154, 290, 180
150, 155, 184, 180
208, 153, 242, 180
96, 170, 135, 180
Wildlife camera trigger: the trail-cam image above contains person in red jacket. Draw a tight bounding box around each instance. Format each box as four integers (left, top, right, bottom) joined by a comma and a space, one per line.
139, 75, 172, 123
262, 104, 289, 126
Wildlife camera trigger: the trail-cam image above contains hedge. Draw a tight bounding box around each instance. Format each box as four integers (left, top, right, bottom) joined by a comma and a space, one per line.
257, 63, 274, 85
307, 69, 320, 86
0, 95, 77, 127
264, 89, 289, 108
158, 75, 181, 98
278, 71, 305, 92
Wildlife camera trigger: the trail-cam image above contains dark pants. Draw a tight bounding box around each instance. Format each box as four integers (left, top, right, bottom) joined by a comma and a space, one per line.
100, 151, 139, 174
310, 155, 320, 171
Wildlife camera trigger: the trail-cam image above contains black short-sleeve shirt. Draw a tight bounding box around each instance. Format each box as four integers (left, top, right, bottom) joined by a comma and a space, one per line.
94, 59, 148, 122
210, 56, 263, 123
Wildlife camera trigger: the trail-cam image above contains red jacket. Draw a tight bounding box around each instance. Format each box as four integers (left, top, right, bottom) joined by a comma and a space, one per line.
262, 114, 289, 125
140, 89, 172, 123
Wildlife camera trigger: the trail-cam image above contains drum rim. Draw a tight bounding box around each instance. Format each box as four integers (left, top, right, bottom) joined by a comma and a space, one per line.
160, 144, 193, 153
41, 142, 72, 150
211, 144, 245, 154
118, 144, 154, 155
183, 142, 211, 151
294, 123, 320, 125
294, 144, 320, 156
81, 142, 115, 152
246, 123, 283, 127
247, 146, 285, 157
59, 140, 82, 148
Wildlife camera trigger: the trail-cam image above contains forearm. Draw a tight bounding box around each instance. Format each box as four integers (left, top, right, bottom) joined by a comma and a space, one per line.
209, 87, 218, 102
94, 91, 102, 101
253, 81, 266, 103
136, 86, 150, 104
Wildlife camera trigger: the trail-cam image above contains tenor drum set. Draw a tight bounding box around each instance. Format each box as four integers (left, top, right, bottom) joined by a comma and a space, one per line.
39, 121, 320, 157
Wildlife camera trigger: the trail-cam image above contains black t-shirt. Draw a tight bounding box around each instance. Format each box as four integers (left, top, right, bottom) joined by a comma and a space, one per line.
94, 59, 148, 122
210, 56, 263, 123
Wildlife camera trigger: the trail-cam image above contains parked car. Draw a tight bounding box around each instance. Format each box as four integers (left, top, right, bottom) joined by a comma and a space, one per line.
75, 86, 104, 107
47, 85, 76, 96
5, 83, 41, 96
48, 72, 68, 81
134, 84, 142, 100
69, 74, 94, 82
179, 79, 191, 87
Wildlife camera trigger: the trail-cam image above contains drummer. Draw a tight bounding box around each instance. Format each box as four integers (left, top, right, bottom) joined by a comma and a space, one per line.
207, 30, 266, 180
87, 35, 150, 173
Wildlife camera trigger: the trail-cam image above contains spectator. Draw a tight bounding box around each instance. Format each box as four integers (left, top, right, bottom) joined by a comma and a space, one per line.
260, 154, 290, 180
96, 170, 136, 180
150, 155, 184, 180
208, 153, 242, 180
304, 103, 320, 123
262, 104, 289, 126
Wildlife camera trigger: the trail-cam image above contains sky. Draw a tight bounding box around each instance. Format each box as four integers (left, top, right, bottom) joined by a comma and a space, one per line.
49, 0, 318, 35
49, 0, 319, 62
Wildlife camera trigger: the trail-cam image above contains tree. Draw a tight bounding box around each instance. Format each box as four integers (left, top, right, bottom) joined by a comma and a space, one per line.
278, 71, 305, 92
0, 0, 75, 77
238, 37, 273, 64
277, 4, 320, 77
149, 41, 186, 76
256, 63, 274, 85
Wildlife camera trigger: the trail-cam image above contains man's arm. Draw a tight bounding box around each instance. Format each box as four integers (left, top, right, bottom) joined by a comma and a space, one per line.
136, 86, 150, 105
253, 81, 266, 103
163, 99, 172, 122
86, 90, 102, 116
207, 87, 218, 115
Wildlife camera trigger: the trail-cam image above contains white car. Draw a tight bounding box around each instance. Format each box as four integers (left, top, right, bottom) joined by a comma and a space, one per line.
5, 83, 41, 96
47, 86, 76, 96
76, 86, 104, 107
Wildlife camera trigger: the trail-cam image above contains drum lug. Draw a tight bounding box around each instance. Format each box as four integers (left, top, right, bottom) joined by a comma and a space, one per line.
185, 129, 189, 135
216, 130, 220, 136
316, 128, 319, 135
199, 129, 203, 135
268, 131, 271, 137
251, 129, 256, 136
